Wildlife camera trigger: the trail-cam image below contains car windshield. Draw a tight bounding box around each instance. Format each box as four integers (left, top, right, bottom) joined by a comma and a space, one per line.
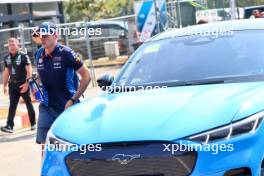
115, 30, 264, 87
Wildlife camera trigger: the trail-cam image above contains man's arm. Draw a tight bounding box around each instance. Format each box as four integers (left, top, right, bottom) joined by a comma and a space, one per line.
25, 64, 33, 80
20, 55, 32, 93
72, 65, 91, 100
65, 64, 91, 109
3, 68, 10, 95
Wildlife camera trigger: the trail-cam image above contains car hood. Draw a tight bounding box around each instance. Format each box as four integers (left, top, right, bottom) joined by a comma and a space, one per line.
52, 82, 264, 144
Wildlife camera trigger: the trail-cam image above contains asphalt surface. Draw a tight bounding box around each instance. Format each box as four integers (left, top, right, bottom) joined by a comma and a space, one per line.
0, 66, 121, 176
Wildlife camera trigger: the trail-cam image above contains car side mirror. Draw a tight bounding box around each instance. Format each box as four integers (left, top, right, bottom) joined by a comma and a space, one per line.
97, 74, 114, 91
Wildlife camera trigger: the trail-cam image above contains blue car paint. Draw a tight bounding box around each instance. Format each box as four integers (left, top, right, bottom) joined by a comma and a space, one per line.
42, 118, 264, 176
52, 82, 264, 144
42, 82, 264, 176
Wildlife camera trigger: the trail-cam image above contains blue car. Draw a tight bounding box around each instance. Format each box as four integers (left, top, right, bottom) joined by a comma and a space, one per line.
42, 19, 264, 176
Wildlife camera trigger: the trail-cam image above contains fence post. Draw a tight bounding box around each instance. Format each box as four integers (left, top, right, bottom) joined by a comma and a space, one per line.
154, 0, 161, 33
85, 21, 97, 87
229, 0, 236, 20
176, 0, 182, 28
19, 24, 26, 53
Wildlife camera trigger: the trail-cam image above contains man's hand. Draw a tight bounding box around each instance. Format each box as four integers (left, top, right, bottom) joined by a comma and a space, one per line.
19, 83, 29, 93
3, 86, 8, 96
65, 100, 74, 110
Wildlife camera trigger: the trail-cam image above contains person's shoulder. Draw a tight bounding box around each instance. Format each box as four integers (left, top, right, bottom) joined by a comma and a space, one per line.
18, 50, 30, 59
36, 47, 45, 53
18, 50, 27, 55
35, 47, 45, 59
58, 44, 76, 56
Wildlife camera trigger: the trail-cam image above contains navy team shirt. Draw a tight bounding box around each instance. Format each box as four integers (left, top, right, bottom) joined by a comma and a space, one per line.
35, 44, 83, 112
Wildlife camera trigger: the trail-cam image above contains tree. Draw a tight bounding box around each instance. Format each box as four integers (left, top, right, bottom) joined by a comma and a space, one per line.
64, 0, 133, 22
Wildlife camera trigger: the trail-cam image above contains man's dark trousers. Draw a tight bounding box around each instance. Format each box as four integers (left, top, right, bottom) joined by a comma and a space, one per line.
7, 81, 36, 128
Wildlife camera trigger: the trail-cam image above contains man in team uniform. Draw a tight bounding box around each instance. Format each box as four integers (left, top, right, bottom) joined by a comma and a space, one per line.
1, 38, 36, 133
32, 22, 91, 147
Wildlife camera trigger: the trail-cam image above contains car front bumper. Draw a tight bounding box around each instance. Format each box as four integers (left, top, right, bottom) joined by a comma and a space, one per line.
41, 123, 264, 176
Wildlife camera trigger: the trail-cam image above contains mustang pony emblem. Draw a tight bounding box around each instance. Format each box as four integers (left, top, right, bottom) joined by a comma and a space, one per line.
112, 154, 141, 165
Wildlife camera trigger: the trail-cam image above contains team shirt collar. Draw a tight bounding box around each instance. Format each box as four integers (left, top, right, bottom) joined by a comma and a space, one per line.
41, 44, 60, 59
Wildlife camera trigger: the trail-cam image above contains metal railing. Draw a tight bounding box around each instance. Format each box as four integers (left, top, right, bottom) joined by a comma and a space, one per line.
0, 15, 137, 86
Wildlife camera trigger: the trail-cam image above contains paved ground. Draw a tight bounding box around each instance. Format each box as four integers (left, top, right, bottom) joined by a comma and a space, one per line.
0, 131, 41, 176
0, 65, 121, 176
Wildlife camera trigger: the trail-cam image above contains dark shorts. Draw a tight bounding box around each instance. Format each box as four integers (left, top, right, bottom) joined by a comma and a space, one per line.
36, 104, 62, 144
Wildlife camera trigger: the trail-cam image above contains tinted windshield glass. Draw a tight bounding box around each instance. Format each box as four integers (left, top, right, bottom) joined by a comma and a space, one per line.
116, 30, 264, 86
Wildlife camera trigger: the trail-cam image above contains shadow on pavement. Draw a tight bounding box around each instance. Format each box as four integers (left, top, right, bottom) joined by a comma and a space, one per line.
0, 131, 36, 143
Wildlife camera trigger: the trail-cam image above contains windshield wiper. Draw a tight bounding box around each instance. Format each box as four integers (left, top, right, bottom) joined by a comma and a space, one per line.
179, 80, 226, 86
138, 79, 228, 88
113, 74, 264, 92
109, 80, 228, 94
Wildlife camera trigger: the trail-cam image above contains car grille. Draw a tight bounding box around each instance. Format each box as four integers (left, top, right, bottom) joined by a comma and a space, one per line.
65, 141, 197, 176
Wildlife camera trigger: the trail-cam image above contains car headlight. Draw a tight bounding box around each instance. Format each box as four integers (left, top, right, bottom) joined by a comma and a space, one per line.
187, 111, 264, 144
45, 130, 74, 152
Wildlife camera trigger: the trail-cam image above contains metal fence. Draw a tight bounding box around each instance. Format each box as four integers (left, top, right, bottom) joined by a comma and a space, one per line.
165, 0, 247, 27
0, 25, 38, 72
0, 15, 136, 86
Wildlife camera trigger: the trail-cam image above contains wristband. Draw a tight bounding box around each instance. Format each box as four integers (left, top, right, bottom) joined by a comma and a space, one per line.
70, 97, 77, 103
